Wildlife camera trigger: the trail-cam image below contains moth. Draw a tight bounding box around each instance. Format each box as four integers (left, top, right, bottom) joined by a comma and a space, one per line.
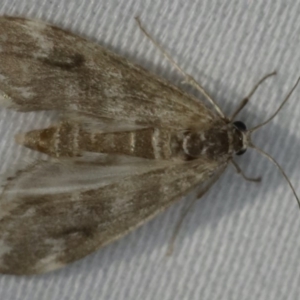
0, 16, 298, 275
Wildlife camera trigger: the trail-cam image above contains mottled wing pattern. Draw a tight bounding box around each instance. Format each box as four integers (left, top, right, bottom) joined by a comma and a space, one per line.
0, 154, 224, 274
0, 16, 216, 130
0, 17, 227, 275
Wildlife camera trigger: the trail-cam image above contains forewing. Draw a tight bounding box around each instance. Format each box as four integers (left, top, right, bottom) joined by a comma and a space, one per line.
0, 17, 216, 130
0, 154, 225, 274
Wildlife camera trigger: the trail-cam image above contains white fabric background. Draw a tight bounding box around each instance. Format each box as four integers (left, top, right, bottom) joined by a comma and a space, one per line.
1, 0, 300, 299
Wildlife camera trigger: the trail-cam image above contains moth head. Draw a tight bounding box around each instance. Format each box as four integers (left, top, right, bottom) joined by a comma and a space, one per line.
232, 120, 248, 156
229, 75, 300, 208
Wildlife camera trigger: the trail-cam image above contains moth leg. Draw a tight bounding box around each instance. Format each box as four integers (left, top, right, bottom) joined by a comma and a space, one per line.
231, 160, 261, 182
166, 165, 226, 255
135, 17, 225, 119
166, 196, 196, 256
230, 71, 277, 121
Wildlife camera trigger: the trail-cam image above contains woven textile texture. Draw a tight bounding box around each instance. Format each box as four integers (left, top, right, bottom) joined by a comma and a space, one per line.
0, 1, 300, 299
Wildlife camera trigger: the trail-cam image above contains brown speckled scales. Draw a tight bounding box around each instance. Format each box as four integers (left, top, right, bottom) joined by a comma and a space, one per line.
0, 17, 246, 275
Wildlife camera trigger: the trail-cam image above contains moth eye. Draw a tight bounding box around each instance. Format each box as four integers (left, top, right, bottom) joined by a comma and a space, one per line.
233, 121, 247, 132
236, 148, 247, 156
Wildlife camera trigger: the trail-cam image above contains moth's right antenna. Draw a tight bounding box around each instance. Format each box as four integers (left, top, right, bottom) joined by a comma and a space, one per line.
249, 77, 300, 209
250, 144, 300, 209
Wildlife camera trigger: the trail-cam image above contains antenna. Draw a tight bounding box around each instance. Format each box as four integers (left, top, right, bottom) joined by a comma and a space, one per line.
249, 77, 300, 208
250, 77, 300, 132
